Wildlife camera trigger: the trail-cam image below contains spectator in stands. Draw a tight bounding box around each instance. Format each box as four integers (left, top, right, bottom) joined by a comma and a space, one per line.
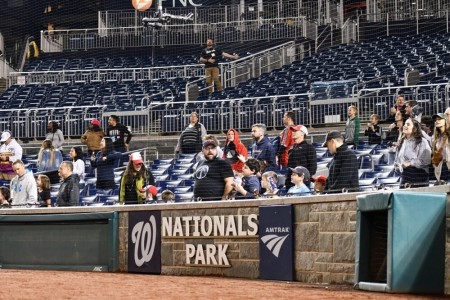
193, 140, 234, 201
91, 137, 121, 195
405, 100, 423, 122
26, 36, 39, 61
176, 112, 207, 155
323, 131, 359, 193
260, 171, 279, 197
233, 158, 261, 199
431, 113, 450, 183
196, 135, 223, 164
364, 114, 382, 145
344, 105, 360, 147
37, 139, 63, 175
276, 111, 296, 172
10, 160, 38, 207
46, 121, 64, 152
287, 166, 311, 196
200, 38, 239, 94
107, 115, 132, 153
420, 115, 434, 138
81, 119, 104, 156
56, 161, 80, 206
223, 129, 248, 174
286, 124, 316, 189
0, 131, 23, 180
119, 152, 156, 205
444, 107, 450, 127
385, 110, 405, 146
37, 174, 51, 207
394, 118, 431, 188
0, 186, 11, 206
161, 190, 175, 203
70, 146, 85, 190
387, 95, 406, 123
251, 123, 277, 172
311, 175, 327, 195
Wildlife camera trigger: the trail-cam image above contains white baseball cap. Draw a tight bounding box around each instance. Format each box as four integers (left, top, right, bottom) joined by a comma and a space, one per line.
0, 131, 11, 142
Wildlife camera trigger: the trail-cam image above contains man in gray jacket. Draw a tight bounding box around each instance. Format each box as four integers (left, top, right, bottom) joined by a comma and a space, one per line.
10, 160, 38, 207
57, 161, 80, 206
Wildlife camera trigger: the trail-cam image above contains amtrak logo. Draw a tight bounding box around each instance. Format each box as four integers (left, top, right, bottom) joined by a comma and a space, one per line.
260, 234, 289, 258
131, 215, 157, 267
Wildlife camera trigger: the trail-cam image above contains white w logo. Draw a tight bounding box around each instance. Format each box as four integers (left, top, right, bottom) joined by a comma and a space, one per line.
261, 234, 289, 258
131, 215, 157, 267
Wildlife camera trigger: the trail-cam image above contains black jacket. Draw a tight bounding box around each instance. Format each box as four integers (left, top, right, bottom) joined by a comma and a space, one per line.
57, 174, 80, 206
325, 143, 359, 193
286, 140, 317, 188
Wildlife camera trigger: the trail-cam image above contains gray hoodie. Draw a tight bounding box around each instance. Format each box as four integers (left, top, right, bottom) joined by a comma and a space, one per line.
10, 170, 38, 206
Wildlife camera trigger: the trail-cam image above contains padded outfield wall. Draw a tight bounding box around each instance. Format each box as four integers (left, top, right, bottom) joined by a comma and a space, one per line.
0, 185, 449, 294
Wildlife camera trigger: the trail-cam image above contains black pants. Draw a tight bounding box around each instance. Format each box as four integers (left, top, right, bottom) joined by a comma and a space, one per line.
400, 166, 429, 188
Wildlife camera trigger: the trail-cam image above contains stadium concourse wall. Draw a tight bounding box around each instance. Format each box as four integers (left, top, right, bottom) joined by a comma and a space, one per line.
0, 185, 450, 293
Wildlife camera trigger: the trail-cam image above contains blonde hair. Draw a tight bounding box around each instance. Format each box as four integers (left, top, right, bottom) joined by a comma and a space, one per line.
348, 105, 358, 114
261, 171, 279, 194
37, 140, 56, 166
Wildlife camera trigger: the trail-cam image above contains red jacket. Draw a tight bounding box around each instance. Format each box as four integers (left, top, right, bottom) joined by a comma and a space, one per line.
223, 129, 248, 173
278, 126, 295, 166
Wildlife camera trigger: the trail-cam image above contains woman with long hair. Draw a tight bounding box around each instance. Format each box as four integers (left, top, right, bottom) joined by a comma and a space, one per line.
394, 118, 431, 188
91, 137, 121, 195
386, 110, 405, 146
46, 121, 64, 151
431, 113, 450, 183
70, 146, 86, 189
37, 139, 63, 175
119, 152, 156, 205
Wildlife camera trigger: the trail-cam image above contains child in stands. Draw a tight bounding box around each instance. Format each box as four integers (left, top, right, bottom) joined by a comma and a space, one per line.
233, 158, 261, 199
287, 166, 311, 196
37, 174, 51, 207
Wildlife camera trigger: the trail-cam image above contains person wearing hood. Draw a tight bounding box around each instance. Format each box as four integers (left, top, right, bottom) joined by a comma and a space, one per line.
250, 123, 277, 172
10, 160, 38, 207
56, 161, 80, 206
223, 129, 248, 173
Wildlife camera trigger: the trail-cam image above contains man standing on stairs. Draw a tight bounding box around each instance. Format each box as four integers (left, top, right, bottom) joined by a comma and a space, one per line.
200, 38, 239, 94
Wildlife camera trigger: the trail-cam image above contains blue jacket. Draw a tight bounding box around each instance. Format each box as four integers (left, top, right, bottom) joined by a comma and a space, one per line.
251, 135, 277, 172
91, 151, 122, 189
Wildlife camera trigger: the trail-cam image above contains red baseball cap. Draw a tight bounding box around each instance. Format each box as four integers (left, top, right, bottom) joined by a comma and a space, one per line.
90, 119, 100, 126
311, 175, 327, 184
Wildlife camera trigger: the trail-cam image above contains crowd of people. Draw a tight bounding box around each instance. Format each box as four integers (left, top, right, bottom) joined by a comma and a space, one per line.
0, 115, 135, 207
0, 95, 448, 206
